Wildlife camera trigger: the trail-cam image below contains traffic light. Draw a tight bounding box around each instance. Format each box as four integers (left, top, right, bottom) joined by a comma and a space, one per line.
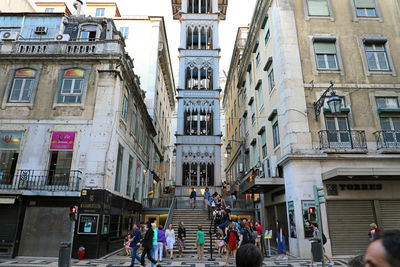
69, 205, 78, 221
313, 185, 326, 205
308, 207, 316, 215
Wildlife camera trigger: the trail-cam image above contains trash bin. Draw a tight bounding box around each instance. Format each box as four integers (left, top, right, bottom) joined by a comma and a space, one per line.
311, 242, 323, 262
58, 241, 71, 267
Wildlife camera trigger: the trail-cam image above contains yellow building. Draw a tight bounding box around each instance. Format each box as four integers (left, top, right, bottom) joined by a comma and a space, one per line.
35, 2, 71, 15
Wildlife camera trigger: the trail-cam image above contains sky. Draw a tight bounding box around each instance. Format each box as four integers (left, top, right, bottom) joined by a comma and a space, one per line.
34, 0, 258, 80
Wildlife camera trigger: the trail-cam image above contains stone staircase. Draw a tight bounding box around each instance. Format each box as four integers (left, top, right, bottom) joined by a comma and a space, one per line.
171, 209, 215, 254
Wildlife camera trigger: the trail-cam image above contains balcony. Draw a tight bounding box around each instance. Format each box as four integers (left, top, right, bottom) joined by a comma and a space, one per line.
239, 168, 284, 194
374, 130, 400, 153
318, 130, 368, 153
0, 170, 82, 194
0, 39, 124, 56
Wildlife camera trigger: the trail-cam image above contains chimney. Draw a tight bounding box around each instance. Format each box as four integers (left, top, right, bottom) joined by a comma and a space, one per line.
73, 0, 83, 16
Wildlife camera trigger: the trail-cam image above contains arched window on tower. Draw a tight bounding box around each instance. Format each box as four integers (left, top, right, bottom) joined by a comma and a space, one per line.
188, 0, 211, 13
185, 67, 200, 90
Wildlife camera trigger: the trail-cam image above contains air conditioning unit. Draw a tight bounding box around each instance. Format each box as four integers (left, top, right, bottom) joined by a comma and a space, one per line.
55, 34, 70, 41
2, 31, 18, 41
34, 26, 48, 35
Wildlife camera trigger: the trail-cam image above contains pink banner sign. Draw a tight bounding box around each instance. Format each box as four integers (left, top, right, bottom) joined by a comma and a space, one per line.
50, 132, 75, 151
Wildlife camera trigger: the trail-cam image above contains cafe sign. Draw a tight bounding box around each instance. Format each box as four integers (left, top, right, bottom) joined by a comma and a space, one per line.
0, 131, 23, 150
50, 132, 75, 151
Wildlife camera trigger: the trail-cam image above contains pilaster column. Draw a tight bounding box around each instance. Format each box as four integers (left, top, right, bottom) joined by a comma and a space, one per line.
212, 21, 219, 50
212, 0, 218, 13
182, 0, 188, 13
177, 99, 185, 135
180, 21, 186, 49
179, 57, 186, 89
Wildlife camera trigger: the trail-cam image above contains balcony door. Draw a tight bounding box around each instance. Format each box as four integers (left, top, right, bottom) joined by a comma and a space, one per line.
325, 117, 351, 148
380, 117, 400, 147
0, 151, 18, 186
48, 151, 72, 185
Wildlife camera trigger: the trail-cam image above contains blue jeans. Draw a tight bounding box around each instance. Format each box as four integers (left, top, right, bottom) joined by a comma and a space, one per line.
151, 245, 158, 267
277, 233, 286, 255
131, 246, 141, 266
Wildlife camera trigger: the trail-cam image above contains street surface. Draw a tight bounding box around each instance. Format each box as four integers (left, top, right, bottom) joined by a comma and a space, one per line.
0, 250, 352, 267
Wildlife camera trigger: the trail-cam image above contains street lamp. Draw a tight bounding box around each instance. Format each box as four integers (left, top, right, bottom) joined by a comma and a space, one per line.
226, 143, 232, 154
313, 81, 342, 120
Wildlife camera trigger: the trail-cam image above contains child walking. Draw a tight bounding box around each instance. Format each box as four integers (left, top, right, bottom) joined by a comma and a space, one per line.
196, 225, 205, 260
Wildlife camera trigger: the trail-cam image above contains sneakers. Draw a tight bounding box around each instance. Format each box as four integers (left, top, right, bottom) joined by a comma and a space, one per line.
281, 256, 288, 260
329, 262, 334, 267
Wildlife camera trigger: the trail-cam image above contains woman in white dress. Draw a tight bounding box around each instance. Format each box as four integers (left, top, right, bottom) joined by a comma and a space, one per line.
165, 223, 176, 259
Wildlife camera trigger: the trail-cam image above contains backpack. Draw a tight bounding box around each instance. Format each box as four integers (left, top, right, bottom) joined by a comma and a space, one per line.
322, 233, 327, 245
242, 228, 254, 244
228, 231, 237, 246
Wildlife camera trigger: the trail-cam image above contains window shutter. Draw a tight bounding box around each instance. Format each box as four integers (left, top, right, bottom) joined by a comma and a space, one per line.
307, 0, 329, 16
354, 0, 375, 8
314, 42, 336, 54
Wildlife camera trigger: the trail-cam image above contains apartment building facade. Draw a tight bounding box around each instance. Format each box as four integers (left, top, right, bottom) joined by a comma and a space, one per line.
0, 13, 155, 258
226, 0, 400, 258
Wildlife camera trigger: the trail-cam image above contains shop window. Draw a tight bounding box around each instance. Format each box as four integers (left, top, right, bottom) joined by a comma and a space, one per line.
8, 69, 37, 103
302, 201, 317, 238
48, 151, 73, 185
114, 144, 124, 192
58, 69, 85, 103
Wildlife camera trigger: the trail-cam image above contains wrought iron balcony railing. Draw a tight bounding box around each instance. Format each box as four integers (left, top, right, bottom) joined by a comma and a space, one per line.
374, 130, 400, 150
0, 169, 82, 192
319, 130, 367, 151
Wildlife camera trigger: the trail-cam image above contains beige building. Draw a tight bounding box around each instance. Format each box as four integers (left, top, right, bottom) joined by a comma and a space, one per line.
35, 2, 71, 15
227, 0, 400, 258
0, 0, 35, 12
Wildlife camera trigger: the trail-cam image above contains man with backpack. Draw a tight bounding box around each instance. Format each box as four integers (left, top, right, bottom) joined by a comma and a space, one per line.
238, 222, 255, 248
225, 224, 239, 267
309, 223, 333, 267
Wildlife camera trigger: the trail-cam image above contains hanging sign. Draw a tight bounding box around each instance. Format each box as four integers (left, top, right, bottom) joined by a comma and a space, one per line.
50, 132, 75, 151
264, 230, 273, 239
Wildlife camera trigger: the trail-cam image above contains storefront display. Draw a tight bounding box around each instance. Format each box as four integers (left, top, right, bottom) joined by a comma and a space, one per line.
78, 214, 99, 234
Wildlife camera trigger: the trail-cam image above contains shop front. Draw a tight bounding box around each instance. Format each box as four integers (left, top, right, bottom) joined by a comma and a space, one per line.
0, 131, 23, 188
322, 168, 400, 256
73, 189, 142, 259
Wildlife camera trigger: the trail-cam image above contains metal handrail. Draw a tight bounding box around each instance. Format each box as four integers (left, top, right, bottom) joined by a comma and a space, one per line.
164, 197, 177, 228
373, 130, 400, 150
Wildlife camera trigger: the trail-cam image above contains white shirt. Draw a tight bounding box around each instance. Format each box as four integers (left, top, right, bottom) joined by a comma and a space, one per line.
165, 229, 175, 240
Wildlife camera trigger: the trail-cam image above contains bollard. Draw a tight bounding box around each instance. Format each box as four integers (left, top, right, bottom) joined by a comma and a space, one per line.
58, 241, 71, 267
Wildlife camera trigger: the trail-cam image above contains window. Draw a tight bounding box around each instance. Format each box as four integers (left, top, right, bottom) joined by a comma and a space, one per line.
248, 64, 253, 84
127, 155, 133, 196
268, 68, 275, 92
325, 117, 350, 147
272, 119, 280, 148
79, 25, 97, 41
255, 52, 261, 66
234, 100, 237, 117
261, 131, 267, 158
45, 8, 54, 13
119, 27, 129, 39
251, 102, 256, 125
264, 29, 270, 46
256, 83, 264, 109
244, 113, 249, 133
380, 117, 400, 144
314, 41, 338, 70
252, 141, 258, 167
306, 0, 329, 16
122, 88, 129, 122
95, 8, 105, 17
9, 69, 36, 103
48, 151, 72, 185
131, 111, 137, 135
114, 144, 124, 192
364, 42, 390, 71
58, 69, 84, 103
354, 0, 377, 17
376, 97, 399, 109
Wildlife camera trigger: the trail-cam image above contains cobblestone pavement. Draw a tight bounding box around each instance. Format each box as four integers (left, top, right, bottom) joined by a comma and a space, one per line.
0, 250, 351, 267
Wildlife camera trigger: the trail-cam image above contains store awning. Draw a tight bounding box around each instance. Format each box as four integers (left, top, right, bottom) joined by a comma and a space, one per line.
322, 168, 400, 181
239, 169, 284, 194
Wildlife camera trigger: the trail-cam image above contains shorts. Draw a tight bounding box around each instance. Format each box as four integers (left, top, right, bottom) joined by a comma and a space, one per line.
255, 236, 261, 243
204, 199, 210, 205
227, 244, 237, 251
190, 198, 195, 204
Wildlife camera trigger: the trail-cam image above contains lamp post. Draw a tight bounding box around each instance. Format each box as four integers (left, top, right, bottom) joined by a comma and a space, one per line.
313, 81, 342, 120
